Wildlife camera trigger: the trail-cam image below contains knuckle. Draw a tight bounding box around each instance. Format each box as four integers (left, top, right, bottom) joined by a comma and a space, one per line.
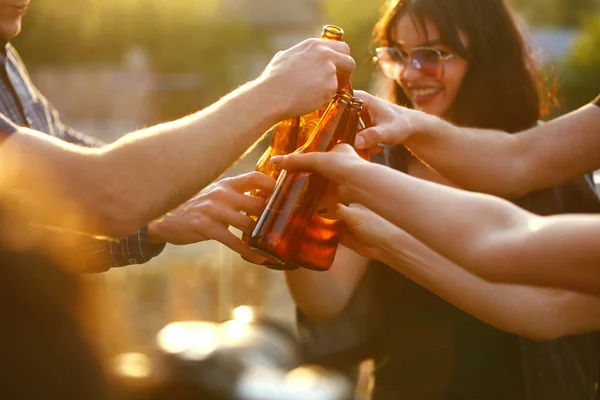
242, 217, 256, 233
305, 38, 320, 49
203, 200, 219, 215
212, 186, 230, 199
246, 170, 264, 182
192, 213, 211, 228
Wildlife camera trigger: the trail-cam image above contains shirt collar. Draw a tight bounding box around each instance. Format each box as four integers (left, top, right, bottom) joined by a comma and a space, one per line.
0, 41, 8, 67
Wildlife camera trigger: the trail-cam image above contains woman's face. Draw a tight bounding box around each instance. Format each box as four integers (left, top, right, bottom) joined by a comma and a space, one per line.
391, 14, 469, 118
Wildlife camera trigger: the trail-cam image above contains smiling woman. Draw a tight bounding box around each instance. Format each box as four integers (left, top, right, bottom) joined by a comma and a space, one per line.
290, 1, 600, 399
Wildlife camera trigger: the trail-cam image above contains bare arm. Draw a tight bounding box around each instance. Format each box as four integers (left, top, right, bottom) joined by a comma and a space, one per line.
272, 145, 600, 294
285, 245, 369, 323
374, 218, 600, 340
0, 39, 355, 238
355, 91, 600, 197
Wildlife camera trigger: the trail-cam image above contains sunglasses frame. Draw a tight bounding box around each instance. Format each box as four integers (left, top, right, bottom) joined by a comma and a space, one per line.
374, 46, 454, 79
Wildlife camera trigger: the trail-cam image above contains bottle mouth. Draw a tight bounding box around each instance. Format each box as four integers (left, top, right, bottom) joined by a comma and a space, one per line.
321, 24, 344, 40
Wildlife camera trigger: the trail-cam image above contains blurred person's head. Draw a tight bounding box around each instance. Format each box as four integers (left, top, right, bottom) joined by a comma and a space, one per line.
0, 0, 28, 40
374, 0, 549, 132
0, 199, 108, 400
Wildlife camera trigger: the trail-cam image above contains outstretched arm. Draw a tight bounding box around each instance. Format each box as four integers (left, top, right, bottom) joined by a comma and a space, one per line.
337, 204, 600, 340
354, 92, 600, 197
271, 145, 600, 294
0, 39, 355, 238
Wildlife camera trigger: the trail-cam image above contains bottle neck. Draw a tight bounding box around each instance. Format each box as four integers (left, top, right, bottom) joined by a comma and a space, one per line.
302, 97, 352, 154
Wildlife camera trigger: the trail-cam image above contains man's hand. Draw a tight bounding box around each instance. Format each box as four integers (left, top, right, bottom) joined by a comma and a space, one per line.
353, 91, 440, 151
147, 172, 275, 264
259, 38, 356, 120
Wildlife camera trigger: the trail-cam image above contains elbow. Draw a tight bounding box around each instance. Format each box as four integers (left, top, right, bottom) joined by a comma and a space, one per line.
508, 321, 566, 342
294, 298, 345, 323
467, 229, 528, 285
292, 296, 346, 324
517, 328, 562, 342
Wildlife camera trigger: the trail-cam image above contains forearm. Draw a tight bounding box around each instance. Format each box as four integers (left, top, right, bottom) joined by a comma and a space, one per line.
285, 269, 347, 322
404, 104, 600, 197
344, 161, 531, 265
377, 230, 600, 340
404, 117, 527, 197
1, 79, 283, 237
345, 164, 600, 294
285, 247, 368, 322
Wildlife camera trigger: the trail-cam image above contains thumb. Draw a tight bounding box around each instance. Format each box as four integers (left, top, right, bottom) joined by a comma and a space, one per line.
335, 203, 364, 229
354, 126, 385, 150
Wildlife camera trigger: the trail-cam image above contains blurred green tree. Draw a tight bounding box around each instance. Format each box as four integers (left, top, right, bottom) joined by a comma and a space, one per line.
322, 0, 386, 90
12, 0, 269, 119
558, 15, 600, 110
508, 0, 598, 27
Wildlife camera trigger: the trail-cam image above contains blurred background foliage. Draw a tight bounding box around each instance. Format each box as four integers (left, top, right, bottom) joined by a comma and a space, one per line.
12, 0, 600, 115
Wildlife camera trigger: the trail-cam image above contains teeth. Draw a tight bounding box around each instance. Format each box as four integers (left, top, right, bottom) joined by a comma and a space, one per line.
411, 88, 440, 97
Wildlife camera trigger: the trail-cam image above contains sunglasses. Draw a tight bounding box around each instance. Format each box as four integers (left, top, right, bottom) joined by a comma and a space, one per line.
374, 47, 454, 79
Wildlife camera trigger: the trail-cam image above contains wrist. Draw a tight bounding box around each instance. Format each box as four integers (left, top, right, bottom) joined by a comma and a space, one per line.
147, 220, 166, 244
403, 111, 448, 148
340, 161, 383, 204
250, 76, 290, 123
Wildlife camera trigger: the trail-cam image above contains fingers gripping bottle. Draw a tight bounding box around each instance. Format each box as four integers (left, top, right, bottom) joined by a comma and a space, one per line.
289, 98, 364, 271
248, 92, 354, 265
242, 25, 349, 268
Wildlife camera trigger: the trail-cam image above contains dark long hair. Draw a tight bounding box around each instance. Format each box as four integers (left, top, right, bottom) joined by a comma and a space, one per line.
374, 0, 553, 133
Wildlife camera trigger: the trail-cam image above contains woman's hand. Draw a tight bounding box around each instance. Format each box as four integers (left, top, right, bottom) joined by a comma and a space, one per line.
353, 90, 442, 151
270, 143, 369, 204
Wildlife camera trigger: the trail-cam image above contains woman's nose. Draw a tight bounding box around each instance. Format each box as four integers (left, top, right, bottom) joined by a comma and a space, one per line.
401, 62, 421, 81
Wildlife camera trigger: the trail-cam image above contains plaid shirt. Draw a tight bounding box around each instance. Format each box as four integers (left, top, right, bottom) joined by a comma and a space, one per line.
0, 43, 165, 272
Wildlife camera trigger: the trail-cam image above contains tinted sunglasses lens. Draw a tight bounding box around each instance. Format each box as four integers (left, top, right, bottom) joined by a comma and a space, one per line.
412, 49, 443, 78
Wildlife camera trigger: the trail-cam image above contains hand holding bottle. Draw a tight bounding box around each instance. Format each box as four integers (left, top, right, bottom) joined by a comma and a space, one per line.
353, 90, 440, 151
269, 143, 369, 205
258, 38, 356, 120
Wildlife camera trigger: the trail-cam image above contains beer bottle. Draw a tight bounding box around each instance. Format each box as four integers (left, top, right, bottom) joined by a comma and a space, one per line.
242, 25, 349, 268
251, 25, 347, 192
289, 98, 364, 271
248, 92, 354, 264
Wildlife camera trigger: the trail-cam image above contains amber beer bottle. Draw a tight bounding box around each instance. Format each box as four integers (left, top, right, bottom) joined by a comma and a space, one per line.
288, 98, 363, 271
248, 92, 354, 264
241, 25, 348, 268
250, 25, 347, 193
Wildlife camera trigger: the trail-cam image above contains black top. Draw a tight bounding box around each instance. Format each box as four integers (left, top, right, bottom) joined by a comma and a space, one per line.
368, 146, 525, 400
369, 262, 524, 400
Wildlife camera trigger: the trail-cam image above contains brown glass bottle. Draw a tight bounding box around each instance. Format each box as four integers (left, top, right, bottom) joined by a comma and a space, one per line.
289, 98, 364, 271
241, 25, 348, 268
251, 25, 346, 188
247, 92, 354, 264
